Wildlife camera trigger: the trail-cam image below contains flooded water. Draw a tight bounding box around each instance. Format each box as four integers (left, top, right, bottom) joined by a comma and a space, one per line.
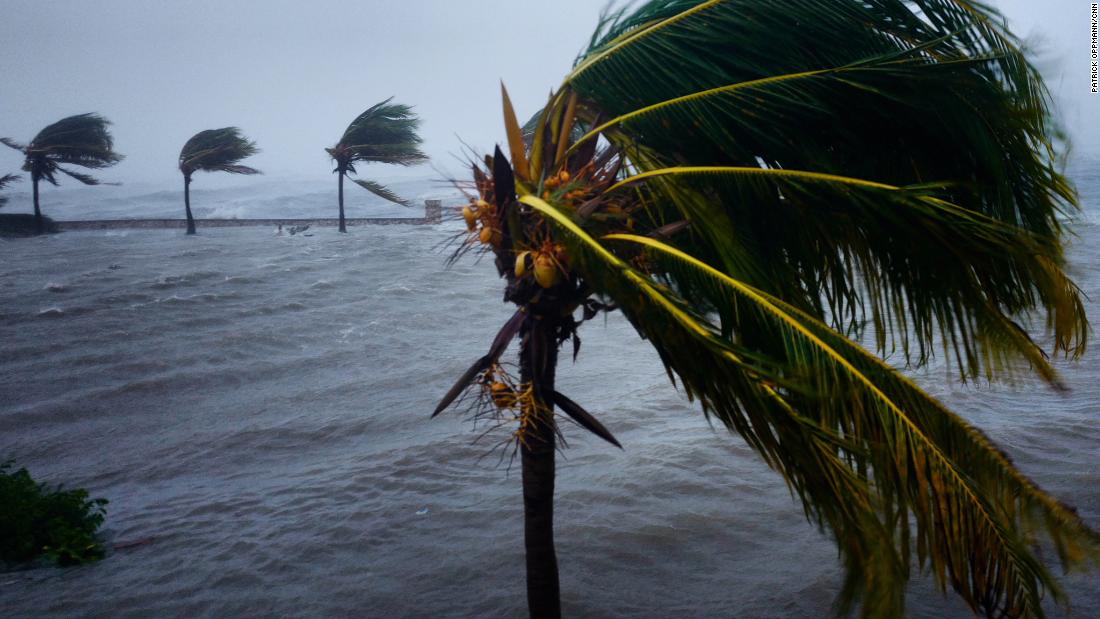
1, 165, 1098, 617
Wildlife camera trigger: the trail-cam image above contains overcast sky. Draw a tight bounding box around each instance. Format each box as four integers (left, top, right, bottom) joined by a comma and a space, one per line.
1, 0, 1095, 187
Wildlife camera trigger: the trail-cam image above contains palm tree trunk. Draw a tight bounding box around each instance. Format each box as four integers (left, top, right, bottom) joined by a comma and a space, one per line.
184, 175, 196, 235
32, 176, 41, 233
519, 315, 561, 619
338, 171, 347, 233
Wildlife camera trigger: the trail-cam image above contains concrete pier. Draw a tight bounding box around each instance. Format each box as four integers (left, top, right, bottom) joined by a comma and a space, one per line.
54, 200, 446, 231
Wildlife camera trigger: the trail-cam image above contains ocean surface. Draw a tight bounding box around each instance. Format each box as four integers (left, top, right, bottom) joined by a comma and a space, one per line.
1, 163, 1098, 618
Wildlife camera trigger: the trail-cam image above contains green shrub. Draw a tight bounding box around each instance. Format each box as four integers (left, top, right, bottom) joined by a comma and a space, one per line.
0, 461, 108, 566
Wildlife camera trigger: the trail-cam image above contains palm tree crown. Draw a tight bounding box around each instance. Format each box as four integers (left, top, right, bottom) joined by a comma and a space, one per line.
2, 113, 122, 187
179, 127, 260, 178
327, 98, 427, 223
434, 1, 1099, 617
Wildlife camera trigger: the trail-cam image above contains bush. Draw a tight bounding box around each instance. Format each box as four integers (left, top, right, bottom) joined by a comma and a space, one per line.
0, 213, 59, 236
0, 461, 108, 566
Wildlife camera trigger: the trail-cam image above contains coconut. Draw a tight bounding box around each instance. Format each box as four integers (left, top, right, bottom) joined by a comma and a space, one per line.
534, 252, 560, 288
490, 382, 516, 408
462, 206, 477, 231
515, 251, 530, 277
479, 226, 498, 245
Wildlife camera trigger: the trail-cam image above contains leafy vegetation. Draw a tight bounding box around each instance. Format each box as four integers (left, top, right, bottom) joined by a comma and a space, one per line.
0, 173, 19, 208
178, 127, 261, 234
327, 98, 428, 232
433, 1, 1100, 617
0, 461, 108, 567
1, 114, 123, 232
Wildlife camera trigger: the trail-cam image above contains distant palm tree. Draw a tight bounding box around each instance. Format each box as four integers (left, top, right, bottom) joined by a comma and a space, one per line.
1, 114, 123, 232
178, 128, 261, 235
0, 173, 19, 208
326, 98, 427, 232
433, 1, 1100, 618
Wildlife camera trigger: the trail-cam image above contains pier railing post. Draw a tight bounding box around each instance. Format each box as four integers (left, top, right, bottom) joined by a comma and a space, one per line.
425, 199, 442, 224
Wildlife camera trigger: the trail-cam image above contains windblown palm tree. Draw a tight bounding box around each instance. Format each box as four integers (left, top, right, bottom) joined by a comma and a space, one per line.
0, 173, 19, 208
1, 114, 122, 232
326, 98, 427, 232
432, 1, 1100, 617
178, 128, 261, 235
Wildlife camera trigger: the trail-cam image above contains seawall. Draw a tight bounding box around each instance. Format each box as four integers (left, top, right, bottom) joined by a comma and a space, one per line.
54, 200, 447, 231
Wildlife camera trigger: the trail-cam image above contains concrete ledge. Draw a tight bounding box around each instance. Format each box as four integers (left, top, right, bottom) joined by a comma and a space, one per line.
54, 200, 446, 230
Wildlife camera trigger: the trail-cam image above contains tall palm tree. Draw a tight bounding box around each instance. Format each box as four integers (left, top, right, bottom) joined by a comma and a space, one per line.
178, 127, 261, 235
326, 98, 427, 232
0, 173, 19, 208
432, 1, 1100, 617
1, 114, 123, 232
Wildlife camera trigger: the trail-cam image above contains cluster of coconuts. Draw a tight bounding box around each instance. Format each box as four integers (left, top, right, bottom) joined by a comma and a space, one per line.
462, 198, 501, 246
488, 380, 517, 409
541, 169, 585, 202
515, 244, 568, 289
462, 192, 569, 290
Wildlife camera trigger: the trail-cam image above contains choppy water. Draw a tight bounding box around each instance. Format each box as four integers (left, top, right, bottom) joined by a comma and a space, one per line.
0, 176, 436, 221
1, 164, 1098, 618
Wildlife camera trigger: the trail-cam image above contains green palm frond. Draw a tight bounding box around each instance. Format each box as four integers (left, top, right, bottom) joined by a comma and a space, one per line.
179, 128, 261, 177
350, 178, 411, 207
0, 138, 27, 152
606, 231, 1100, 613
607, 164, 1083, 382
563, 0, 1084, 379
329, 97, 428, 169
56, 167, 104, 186
3, 114, 123, 186
27, 113, 123, 169
0, 173, 19, 208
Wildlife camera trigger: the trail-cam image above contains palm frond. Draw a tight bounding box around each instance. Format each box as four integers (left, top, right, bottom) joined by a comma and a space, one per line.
606, 232, 1100, 614
0, 138, 26, 152
331, 98, 428, 169
0, 173, 18, 208
179, 127, 261, 176
56, 166, 101, 186
562, 0, 1084, 380
27, 113, 123, 169
351, 178, 412, 207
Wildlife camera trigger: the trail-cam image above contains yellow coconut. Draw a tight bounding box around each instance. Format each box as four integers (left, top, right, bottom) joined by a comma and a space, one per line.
479, 226, 496, 245
490, 382, 516, 408
462, 206, 477, 231
534, 252, 560, 288
475, 199, 491, 210
514, 251, 530, 277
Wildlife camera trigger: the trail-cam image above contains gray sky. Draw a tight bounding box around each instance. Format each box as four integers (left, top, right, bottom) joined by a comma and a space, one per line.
1, 0, 1095, 187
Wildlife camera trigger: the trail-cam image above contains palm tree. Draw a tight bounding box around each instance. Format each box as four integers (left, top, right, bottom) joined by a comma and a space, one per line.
326, 98, 427, 232
178, 128, 261, 235
0, 173, 19, 208
432, 1, 1100, 617
1, 114, 123, 232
